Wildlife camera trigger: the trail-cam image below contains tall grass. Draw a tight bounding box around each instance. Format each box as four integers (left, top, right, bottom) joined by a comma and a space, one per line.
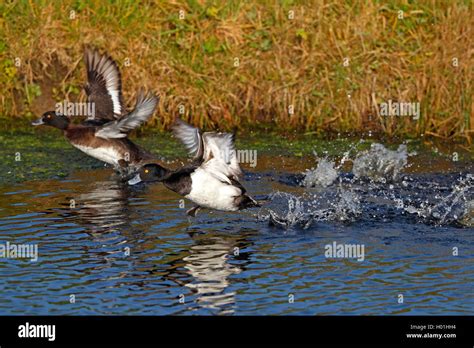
0, 0, 472, 144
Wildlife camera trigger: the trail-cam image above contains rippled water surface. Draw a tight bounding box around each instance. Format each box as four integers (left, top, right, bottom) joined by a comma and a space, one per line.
0, 148, 473, 315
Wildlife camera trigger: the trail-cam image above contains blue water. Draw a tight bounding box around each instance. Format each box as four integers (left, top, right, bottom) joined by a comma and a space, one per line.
0, 163, 473, 315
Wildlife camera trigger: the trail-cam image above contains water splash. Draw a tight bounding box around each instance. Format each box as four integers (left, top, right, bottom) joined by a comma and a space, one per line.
301, 157, 339, 188
352, 143, 408, 182
258, 192, 314, 229
301, 142, 409, 187
331, 188, 362, 222
460, 199, 474, 227
258, 187, 362, 229
397, 174, 474, 226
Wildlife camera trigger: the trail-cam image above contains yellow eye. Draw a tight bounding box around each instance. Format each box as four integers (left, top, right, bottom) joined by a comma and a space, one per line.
47, 115, 51, 119
145, 169, 149, 174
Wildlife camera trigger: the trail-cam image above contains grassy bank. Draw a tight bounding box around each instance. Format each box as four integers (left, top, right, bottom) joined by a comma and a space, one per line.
0, 0, 472, 143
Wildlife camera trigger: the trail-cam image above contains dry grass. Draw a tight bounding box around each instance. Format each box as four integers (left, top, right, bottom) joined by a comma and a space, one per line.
0, 0, 472, 144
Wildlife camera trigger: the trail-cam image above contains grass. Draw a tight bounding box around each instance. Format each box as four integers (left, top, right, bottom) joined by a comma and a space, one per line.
0, 0, 472, 145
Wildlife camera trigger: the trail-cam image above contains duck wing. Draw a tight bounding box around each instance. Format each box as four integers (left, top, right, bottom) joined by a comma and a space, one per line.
84, 48, 125, 122
172, 118, 243, 183
95, 91, 158, 139
171, 118, 204, 163
201, 132, 243, 183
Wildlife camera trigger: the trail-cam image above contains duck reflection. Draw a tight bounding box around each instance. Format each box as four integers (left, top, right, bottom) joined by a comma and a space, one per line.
182, 233, 245, 314
125, 227, 255, 315
61, 177, 256, 314
67, 179, 138, 234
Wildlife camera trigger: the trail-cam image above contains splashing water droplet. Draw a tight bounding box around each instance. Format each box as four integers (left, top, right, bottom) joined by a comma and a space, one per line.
301, 157, 339, 188
352, 143, 409, 182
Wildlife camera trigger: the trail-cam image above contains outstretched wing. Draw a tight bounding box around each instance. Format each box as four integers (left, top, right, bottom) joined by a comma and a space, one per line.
84, 48, 125, 121
95, 92, 158, 139
171, 118, 204, 161
172, 118, 243, 183
201, 132, 243, 182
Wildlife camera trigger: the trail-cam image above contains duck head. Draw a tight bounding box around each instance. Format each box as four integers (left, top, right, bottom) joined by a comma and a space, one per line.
128, 163, 169, 185
32, 111, 70, 130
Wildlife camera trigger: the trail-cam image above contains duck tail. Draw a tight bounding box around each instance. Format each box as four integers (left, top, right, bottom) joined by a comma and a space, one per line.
237, 194, 261, 210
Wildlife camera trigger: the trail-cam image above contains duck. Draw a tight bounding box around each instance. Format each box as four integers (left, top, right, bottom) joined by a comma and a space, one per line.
32, 48, 159, 173
128, 118, 260, 216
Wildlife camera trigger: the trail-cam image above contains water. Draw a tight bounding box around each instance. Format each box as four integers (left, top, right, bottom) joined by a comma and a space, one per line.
0, 143, 473, 315
352, 143, 409, 182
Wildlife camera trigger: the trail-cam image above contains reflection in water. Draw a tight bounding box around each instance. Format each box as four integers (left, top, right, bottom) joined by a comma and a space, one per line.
57, 177, 254, 314
0, 160, 473, 315
183, 234, 243, 314
122, 228, 254, 315
71, 180, 133, 233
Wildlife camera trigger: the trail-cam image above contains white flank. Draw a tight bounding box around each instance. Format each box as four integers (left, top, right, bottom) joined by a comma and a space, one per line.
72, 144, 122, 166
186, 168, 241, 211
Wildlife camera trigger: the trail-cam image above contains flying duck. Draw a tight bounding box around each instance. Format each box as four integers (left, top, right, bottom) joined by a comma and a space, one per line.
128, 119, 260, 216
32, 48, 159, 172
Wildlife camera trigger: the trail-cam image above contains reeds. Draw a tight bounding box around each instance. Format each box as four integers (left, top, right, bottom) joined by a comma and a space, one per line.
0, 0, 472, 144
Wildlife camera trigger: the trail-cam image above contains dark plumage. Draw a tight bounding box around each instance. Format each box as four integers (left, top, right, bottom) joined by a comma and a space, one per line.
32, 48, 159, 174
84, 48, 125, 121
128, 119, 260, 216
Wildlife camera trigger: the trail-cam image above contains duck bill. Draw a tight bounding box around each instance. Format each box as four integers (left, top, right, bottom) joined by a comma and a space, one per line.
128, 174, 143, 185
31, 118, 44, 126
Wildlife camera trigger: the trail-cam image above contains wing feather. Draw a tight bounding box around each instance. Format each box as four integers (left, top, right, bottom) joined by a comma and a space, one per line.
95, 92, 158, 139
84, 48, 124, 121
171, 118, 203, 160
172, 118, 243, 181
202, 132, 243, 180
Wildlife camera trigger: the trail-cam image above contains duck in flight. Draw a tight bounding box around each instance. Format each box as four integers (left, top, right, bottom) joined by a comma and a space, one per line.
128, 118, 260, 216
32, 48, 159, 173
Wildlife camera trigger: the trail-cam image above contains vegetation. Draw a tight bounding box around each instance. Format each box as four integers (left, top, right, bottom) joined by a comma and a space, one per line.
0, 129, 470, 184
0, 0, 472, 145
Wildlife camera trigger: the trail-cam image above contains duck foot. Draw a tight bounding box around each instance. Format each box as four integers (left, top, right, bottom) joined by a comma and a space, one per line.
186, 206, 201, 217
